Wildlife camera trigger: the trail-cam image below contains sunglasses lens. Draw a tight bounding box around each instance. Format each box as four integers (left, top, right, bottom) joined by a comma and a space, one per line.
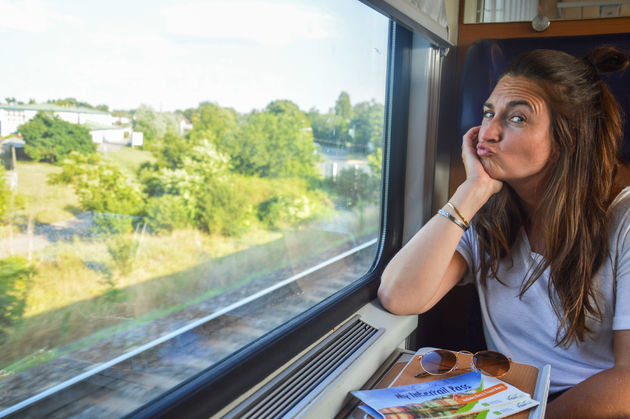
421, 350, 457, 375
473, 351, 510, 376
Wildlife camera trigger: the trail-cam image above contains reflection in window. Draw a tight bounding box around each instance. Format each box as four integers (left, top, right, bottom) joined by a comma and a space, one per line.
0, 0, 389, 416
464, 0, 630, 23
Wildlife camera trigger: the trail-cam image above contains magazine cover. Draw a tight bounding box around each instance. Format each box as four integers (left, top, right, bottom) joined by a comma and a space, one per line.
351, 371, 539, 419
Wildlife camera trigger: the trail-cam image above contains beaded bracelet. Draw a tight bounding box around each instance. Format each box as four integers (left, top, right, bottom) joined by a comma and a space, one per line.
437, 209, 469, 231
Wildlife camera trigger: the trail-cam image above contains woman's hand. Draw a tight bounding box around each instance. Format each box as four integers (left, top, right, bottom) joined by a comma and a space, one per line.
462, 126, 503, 197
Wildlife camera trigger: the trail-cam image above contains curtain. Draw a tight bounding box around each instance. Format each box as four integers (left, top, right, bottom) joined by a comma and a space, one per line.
360, 0, 451, 47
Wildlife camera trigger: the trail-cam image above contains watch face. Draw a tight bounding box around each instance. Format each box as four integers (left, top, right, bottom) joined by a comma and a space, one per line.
532, 14, 550, 32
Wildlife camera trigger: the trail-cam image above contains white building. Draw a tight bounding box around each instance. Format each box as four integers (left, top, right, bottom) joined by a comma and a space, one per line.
0, 104, 142, 147
179, 115, 193, 137
0, 104, 113, 137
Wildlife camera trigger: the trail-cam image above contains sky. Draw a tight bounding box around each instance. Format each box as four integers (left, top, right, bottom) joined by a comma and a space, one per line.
0, 0, 390, 114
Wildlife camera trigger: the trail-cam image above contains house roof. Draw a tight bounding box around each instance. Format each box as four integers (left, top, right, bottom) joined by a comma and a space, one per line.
0, 103, 109, 115
83, 121, 126, 131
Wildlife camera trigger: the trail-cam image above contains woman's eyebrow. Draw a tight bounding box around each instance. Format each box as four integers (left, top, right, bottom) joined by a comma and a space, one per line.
507, 100, 534, 112
483, 100, 534, 112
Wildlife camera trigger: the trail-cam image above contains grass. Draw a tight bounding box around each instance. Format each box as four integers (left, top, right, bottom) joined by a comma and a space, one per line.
0, 206, 379, 371
10, 148, 152, 225
101, 147, 154, 180
14, 161, 80, 224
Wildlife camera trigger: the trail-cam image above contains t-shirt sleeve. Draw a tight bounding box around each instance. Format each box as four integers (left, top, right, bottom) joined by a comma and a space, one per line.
456, 227, 476, 286
613, 190, 630, 330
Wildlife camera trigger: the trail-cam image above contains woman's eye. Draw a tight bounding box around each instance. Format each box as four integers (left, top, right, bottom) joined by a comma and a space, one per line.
482, 110, 493, 119
509, 115, 525, 123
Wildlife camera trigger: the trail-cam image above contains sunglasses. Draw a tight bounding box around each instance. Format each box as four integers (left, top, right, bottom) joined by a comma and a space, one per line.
414, 349, 512, 378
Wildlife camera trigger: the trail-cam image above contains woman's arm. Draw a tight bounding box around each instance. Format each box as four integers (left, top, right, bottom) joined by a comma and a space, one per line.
378, 126, 503, 315
545, 330, 630, 419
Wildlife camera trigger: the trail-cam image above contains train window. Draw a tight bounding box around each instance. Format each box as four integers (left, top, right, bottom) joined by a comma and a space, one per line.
0, 0, 389, 417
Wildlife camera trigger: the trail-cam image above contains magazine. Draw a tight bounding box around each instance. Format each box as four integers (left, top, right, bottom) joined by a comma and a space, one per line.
351, 370, 539, 419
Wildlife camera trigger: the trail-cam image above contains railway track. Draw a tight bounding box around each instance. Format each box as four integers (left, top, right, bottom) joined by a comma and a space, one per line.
0, 237, 378, 418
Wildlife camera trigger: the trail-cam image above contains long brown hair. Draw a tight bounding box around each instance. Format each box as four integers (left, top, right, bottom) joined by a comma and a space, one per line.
474, 46, 629, 347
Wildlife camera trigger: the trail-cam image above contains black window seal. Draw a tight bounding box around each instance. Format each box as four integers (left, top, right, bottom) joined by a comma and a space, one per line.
126, 20, 412, 419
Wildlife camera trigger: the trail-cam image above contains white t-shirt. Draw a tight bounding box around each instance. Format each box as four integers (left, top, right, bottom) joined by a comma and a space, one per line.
456, 187, 630, 393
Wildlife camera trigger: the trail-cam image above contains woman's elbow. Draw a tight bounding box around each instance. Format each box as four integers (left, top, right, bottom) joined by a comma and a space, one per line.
377, 280, 407, 315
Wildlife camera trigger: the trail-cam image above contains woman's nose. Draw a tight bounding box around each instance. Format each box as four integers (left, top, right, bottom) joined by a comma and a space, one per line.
479, 118, 501, 142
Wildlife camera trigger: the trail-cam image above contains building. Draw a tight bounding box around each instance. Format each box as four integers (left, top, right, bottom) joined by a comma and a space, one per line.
179, 114, 193, 137
0, 103, 142, 147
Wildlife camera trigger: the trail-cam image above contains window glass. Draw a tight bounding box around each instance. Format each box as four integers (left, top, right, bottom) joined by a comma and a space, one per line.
0, 0, 388, 416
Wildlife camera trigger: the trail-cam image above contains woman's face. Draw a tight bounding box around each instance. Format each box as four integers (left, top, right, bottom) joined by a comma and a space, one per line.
477, 76, 555, 189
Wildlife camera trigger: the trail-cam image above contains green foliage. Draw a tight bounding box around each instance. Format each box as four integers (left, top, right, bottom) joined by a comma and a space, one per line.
227, 100, 319, 179
306, 108, 335, 142
19, 112, 96, 163
107, 235, 139, 275
257, 178, 329, 229
138, 101, 334, 236
91, 214, 135, 236
155, 131, 193, 169
50, 152, 144, 215
0, 166, 11, 221
145, 195, 190, 233
198, 179, 252, 236
307, 94, 384, 153
187, 102, 238, 148
133, 104, 179, 145
351, 100, 384, 153
327, 167, 379, 209
335, 91, 353, 120
46, 97, 108, 111
0, 256, 34, 343
368, 147, 383, 180
141, 140, 249, 234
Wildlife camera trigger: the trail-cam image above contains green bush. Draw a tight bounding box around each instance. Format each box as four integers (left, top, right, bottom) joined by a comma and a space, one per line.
0, 166, 11, 221
145, 195, 190, 233
107, 235, 139, 276
327, 167, 378, 209
257, 178, 329, 229
0, 256, 34, 343
51, 152, 145, 216
20, 112, 96, 163
91, 213, 135, 236
198, 180, 252, 236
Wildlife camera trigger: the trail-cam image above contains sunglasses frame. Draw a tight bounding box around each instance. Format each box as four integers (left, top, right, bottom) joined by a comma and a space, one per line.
414, 349, 512, 378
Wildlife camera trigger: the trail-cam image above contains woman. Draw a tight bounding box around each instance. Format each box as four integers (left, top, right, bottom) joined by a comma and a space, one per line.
378, 46, 630, 418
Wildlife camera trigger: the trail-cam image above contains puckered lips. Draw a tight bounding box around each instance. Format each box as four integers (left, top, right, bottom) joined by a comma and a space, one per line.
476, 143, 496, 156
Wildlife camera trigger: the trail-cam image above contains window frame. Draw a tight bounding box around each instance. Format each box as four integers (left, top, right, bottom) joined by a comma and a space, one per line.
126, 20, 413, 419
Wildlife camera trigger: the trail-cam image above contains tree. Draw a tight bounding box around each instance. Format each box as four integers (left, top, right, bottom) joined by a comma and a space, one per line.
335, 91, 353, 120
19, 112, 96, 163
327, 166, 378, 208
306, 108, 335, 142
351, 100, 384, 153
50, 152, 144, 215
133, 105, 179, 145
227, 100, 319, 179
155, 131, 193, 169
187, 102, 239, 149
139, 140, 232, 231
